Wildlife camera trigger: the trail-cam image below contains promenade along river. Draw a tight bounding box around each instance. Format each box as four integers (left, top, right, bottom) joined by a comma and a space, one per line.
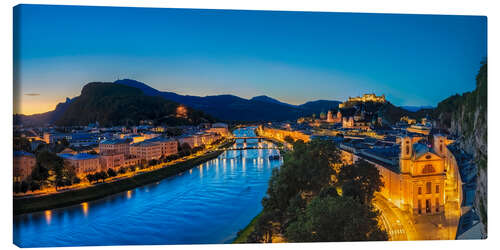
13, 127, 282, 247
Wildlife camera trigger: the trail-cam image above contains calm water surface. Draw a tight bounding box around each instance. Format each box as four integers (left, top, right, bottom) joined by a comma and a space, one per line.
13, 127, 281, 247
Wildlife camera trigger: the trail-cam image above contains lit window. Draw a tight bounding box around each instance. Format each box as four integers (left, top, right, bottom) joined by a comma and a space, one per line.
426, 182, 432, 194
436, 185, 440, 193
418, 187, 422, 195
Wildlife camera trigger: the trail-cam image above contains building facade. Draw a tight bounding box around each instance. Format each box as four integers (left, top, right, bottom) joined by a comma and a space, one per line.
13, 151, 36, 182
59, 153, 101, 176
130, 141, 163, 161
99, 139, 131, 156
345, 135, 451, 216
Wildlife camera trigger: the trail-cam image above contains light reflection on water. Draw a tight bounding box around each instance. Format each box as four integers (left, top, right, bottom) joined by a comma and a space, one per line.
14, 127, 282, 247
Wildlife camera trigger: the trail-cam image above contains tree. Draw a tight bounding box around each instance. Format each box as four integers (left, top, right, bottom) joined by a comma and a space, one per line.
96, 171, 109, 182
33, 150, 65, 189
139, 160, 148, 169
13, 182, 21, 193
284, 136, 294, 144
252, 139, 343, 242
13, 137, 32, 152
107, 168, 117, 177
20, 181, 29, 193
148, 159, 159, 167
286, 196, 388, 242
248, 210, 278, 243
165, 127, 183, 137
86, 174, 96, 183
29, 181, 41, 192
179, 142, 192, 154
338, 160, 384, 205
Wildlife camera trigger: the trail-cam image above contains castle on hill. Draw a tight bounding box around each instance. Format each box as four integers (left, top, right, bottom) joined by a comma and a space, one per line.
339, 93, 386, 108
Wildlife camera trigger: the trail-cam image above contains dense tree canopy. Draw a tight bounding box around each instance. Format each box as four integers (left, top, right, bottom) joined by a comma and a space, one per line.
338, 160, 384, 205
248, 139, 387, 243
286, 195, 388, 242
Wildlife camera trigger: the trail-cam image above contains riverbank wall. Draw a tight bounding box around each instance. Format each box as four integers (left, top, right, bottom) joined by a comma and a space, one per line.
14, 149, 228, 215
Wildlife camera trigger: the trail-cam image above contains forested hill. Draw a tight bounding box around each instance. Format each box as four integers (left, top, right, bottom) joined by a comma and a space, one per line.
55, 82, 215, 127
433, 61, 487, 236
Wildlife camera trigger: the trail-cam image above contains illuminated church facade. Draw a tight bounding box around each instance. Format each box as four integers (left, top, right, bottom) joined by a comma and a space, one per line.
351, 134, 461, 216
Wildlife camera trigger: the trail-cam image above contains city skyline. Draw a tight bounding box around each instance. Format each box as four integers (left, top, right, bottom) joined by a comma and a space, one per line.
14, 5, 486, 115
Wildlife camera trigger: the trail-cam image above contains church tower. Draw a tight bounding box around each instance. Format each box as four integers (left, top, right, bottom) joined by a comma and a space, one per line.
433, 134, 446, 157
400, 135, 413, 173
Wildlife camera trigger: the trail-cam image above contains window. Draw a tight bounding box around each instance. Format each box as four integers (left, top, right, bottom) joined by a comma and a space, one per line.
405, 143, 410, 155
426, 199, 431, 213
418, 200, 422, 214
422, 164, 435, 174
436, 198, 440, 212
436, 185, 440, 193
418, 187, 422, 195
426, 182, 432, 194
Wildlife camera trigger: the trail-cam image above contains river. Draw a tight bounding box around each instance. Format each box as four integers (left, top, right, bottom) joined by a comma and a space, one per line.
13, 127, 282, 247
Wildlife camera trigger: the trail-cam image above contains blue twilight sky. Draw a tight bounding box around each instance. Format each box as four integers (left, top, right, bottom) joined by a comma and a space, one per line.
14, 4, 487, 115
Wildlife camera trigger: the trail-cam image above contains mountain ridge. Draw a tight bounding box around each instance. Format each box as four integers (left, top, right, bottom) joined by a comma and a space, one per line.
114, 79, 342, 121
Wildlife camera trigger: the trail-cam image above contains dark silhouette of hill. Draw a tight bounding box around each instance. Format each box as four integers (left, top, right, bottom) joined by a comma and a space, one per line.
114, 79, 342, 121
55, 82, 214, 126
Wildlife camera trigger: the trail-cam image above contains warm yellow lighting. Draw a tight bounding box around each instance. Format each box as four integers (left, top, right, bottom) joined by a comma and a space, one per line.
45, 210, 52, 225
81, 202, 88, 217
176, 105, 188, 118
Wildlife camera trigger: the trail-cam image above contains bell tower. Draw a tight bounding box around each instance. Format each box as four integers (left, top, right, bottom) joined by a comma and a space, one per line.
400, 135, 412, 173
433, 134, 446, 157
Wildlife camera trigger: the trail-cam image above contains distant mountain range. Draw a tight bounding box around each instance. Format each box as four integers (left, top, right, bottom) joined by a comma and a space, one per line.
15, 78, 434, 127
114, 79, 341, 122
14, 97, 74, 127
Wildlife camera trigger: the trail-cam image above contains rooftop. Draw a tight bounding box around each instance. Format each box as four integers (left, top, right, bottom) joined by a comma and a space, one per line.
59, 153, 99, 160
100, 138, 130, 145
13, 151, 35, 157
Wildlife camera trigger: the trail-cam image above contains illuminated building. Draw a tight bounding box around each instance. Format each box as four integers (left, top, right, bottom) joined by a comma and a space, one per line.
130, 137, 178, 161
346, 135, 457, 217
130, 141, 163, 161
99, 153, 125, 171
99, 139, 131, 156
407, 124, 431, 135
177, 135, 201, 148
256, 125, 310, 143
13, 151, 36, 182
176, 105, 188, 118
59, 153, 101, 176
206, 123, 230, 137
339, 93, 386, 108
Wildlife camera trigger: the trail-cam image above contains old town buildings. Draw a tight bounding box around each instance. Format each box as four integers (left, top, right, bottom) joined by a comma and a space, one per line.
13, 151, 36, 182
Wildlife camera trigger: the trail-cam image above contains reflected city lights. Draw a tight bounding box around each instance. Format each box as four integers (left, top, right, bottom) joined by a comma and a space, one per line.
81, 202, 88, 217
44, 210, 52, 225
126, 190, 132, 199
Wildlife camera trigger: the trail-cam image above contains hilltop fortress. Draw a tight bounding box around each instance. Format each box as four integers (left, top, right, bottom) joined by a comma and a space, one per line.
339, 93, 386, 108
